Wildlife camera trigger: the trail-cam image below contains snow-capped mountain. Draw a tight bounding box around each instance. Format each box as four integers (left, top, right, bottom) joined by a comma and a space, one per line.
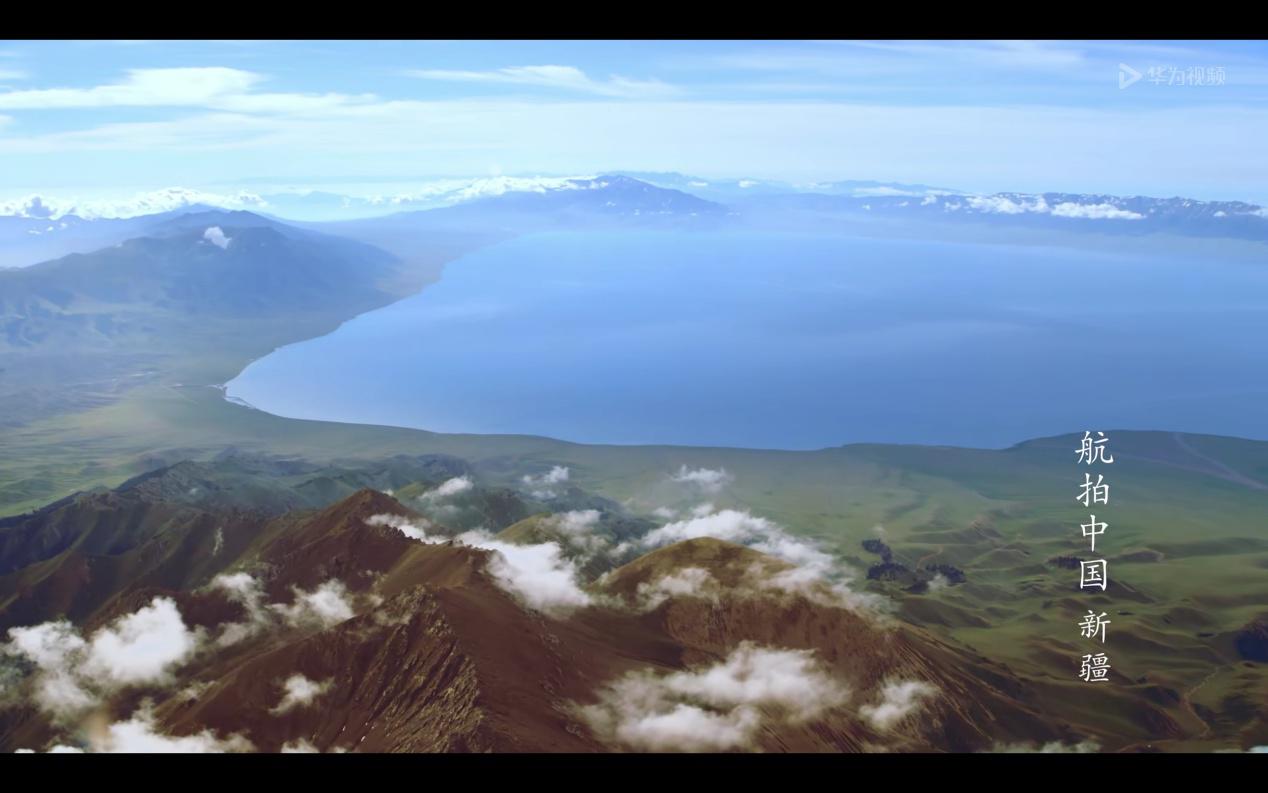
0, 189, 269, 222
731, 188, 1268, 241
6, 176, 1268, 266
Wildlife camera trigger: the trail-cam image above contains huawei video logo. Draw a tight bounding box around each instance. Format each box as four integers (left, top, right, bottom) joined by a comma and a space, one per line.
1118, 63, 1226, 89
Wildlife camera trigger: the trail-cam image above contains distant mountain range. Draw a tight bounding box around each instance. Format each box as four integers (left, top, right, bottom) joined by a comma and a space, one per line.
5, 174, 1267, 270
614, 171, 963, 201
729, 189, 1268, 242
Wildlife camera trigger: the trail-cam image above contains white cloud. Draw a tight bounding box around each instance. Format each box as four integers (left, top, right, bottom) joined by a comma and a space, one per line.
1049, 201, 1143, 220
371, 174, 591, 208
0, 187, 267, 220
991, 739, 1101, 753
0, 67, 261, 109
640, 505, 885, 614
852, 40, 1089, 71
81, 598, 201, 687
960, 193, 1143, 221
0, 67, 373, 115
271, 580, 355, 629
0, 195, 56, 218
544, 509, 610, 557
858, 680, 938, 731
407, 65, 678, 99
202, 226, 231, 249
2, 597, 203, 721
88, 704, 254, 753
522, 465, 570, 499
3, 620, 95, 719
210, 572, 270, 646
365, 512, 441, 542
550, 508, 601, 534
643, 508, 799, 566
418, 475, 473, 502
670, 465, 733, 493
281, 738, 320, 753
377, 506, 602, 615
270, 674, 332, 715
851, 186, 924, 197
526, 465, 570, 485
966, 195, 1043, 215
577, 642, 849, 751
635, 567, 719, 611
211, 574, 366, 645
456, 531, 592, 615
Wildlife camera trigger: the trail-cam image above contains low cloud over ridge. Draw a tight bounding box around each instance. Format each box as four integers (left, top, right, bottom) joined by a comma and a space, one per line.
576, 641, 850, 751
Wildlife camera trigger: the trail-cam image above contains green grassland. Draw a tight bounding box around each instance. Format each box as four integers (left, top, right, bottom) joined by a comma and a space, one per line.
4, 375, 1267, 748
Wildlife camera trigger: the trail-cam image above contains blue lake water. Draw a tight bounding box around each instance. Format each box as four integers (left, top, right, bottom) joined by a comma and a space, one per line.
225, 231, 1268, 449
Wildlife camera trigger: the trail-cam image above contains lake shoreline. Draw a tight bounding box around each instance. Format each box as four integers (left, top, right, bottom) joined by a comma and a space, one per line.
222, 230, 1268, 450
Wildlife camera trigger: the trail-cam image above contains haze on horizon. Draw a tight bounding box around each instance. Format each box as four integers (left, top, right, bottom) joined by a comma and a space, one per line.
1, 39, 1268, 209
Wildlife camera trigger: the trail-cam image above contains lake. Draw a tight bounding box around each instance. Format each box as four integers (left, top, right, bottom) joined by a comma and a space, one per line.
225, 231, 1268, 449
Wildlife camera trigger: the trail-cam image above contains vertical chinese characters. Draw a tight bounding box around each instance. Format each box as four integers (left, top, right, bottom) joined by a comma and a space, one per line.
1075, 431, 1114, 682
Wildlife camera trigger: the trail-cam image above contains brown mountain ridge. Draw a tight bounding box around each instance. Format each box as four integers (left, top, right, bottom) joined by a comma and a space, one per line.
1, 486, 1111, 753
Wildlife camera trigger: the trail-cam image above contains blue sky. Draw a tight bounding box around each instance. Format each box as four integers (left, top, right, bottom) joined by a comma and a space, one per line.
2, 39, 1268, 204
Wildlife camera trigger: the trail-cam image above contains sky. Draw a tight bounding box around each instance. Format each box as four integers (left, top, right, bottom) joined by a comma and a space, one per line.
2, 39, 1268, 205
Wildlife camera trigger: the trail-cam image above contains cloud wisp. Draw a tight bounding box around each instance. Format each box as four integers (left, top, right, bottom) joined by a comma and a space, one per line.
210, 573, 359, 646
0, 67, 374, 114
408, 65, 679, 99
635, 502, 887, 615
522, 465, 570, 500
670, 465, 733, 494
858, 680, 938, 731
24, 703, 254, 753
270, 674, 332, 716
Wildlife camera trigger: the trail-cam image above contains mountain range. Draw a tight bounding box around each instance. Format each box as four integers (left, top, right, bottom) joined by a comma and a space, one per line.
5, 174, 1268, 271
1, 432, 1266, 753
0, 456, 1107, 753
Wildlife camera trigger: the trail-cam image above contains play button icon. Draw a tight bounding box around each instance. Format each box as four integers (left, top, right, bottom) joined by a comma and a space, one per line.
1119, 63, 1142, 90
